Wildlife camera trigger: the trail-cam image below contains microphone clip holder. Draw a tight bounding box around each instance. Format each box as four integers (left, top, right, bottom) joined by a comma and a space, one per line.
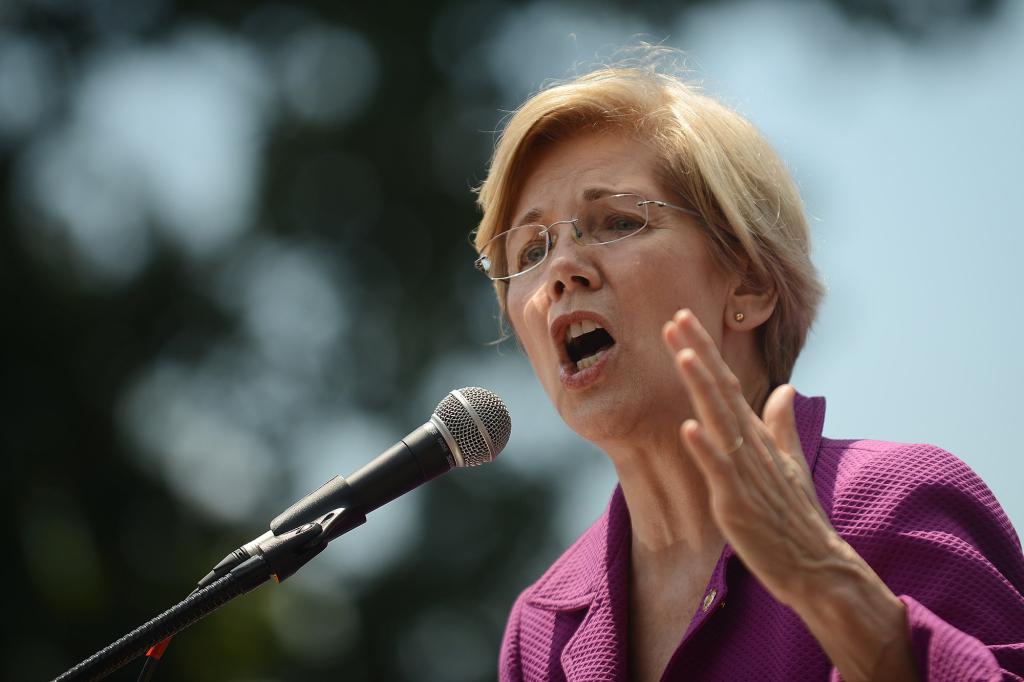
258, 505, 367, 583
199, 503, 367, 589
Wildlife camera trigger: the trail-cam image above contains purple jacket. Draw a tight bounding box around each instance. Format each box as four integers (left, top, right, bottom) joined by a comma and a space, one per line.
499, 393, 1024, 681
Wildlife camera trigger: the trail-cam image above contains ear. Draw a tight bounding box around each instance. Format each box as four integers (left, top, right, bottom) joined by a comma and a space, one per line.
725, 271, 777, 332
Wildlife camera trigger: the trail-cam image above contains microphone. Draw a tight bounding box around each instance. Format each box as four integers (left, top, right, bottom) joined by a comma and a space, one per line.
200, 387, 511, 586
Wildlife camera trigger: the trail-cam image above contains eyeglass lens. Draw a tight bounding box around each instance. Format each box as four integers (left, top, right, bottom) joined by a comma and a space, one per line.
490, 194, 649, 279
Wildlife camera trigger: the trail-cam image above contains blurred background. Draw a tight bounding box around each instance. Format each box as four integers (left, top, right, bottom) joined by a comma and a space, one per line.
2, 0, 1021, 679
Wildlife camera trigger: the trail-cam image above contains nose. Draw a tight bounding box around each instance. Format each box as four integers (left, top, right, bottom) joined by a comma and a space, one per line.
543, 221, 601, 299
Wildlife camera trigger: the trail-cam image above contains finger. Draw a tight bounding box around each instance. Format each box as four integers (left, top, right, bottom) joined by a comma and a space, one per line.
762, 384, 805, 468
681, 419, 775, 519
674, 350, 774, 487
663, 318, 686, 352
675, 347, 741, 450
762, 384, 823, 509
761, 384, 813, 483
672, 312, 780, 476
663, 319, 681, 349
673, 311, 797, 477
671, 310, 756, 421
673, 311, 800, 490
672, 311, 792, 470
680, 418, 731, 482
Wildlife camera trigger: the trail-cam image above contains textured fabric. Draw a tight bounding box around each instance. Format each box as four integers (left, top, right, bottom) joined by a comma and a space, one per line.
499, 393, 1024, 681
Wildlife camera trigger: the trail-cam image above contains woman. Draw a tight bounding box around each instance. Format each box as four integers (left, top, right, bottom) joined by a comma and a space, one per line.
472, 64, 1024, 681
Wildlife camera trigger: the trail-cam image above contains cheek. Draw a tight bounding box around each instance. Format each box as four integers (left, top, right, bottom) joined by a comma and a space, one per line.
506, 290, 548, 359
643, 244, 725, 308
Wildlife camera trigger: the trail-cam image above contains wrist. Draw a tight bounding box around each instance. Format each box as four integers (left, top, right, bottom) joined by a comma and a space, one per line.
785, 540, 914, 682
776, 532, 867, 609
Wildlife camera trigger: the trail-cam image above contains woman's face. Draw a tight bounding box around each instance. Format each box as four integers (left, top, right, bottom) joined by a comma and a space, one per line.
506, 132, 737, 445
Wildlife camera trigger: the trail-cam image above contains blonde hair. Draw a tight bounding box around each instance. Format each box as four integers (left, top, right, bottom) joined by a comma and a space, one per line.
473, 63, 825, 386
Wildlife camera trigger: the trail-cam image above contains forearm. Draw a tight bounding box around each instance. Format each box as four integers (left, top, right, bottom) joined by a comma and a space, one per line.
787, 540, 919, 682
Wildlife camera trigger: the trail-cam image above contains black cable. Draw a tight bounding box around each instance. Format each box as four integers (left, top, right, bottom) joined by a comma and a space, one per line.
135, 589, 198, 682
135, 655, 158, 682
134, 634, 173, 682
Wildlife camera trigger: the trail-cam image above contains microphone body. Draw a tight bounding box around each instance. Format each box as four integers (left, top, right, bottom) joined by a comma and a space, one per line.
270, 419, 455, 533
201, 387, 511, 587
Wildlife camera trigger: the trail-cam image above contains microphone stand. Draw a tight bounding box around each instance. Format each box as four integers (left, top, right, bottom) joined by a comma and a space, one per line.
52, 505, 366, 682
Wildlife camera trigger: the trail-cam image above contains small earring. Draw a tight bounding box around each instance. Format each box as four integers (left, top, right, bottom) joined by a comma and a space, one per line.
734, 312, 745, 323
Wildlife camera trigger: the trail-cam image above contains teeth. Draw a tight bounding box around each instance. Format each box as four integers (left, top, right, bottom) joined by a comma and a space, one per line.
576, 356, 596, 371
565, 319, 604, 342
575, 349, 606, 371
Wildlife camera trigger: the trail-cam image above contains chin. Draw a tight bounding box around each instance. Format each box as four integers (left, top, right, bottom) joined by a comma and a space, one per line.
549, 370, 690, 447
554, 390, 645, 445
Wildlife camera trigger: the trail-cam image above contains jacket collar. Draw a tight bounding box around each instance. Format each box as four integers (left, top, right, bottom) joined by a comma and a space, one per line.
524, 390, 827, 611
522, 391, 826, 681
526, 485, 633, 681
525, 484, 631, 610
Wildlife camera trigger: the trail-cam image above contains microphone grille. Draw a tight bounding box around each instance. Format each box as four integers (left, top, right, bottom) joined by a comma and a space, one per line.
433, 387, 511, 467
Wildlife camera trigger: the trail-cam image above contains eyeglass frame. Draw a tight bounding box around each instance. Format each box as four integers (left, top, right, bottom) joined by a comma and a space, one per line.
473, 193, 702, 281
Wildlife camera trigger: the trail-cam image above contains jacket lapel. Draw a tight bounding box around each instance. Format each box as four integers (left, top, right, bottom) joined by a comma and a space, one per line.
527, 487, 632, 681
559, 590, 628, 682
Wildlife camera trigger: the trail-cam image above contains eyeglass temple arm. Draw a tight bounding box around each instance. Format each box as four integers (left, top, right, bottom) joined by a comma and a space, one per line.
641, 199, 702, 219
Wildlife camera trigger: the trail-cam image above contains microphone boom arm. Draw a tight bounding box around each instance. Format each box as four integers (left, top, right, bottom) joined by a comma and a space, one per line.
52, 505, 364, 682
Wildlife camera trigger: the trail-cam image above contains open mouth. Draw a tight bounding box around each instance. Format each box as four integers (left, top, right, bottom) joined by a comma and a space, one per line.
565, 320, 616, 373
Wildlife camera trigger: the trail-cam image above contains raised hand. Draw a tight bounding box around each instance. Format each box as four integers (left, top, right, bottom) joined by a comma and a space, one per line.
663, 308, 846, 604
662, 309, 917, 681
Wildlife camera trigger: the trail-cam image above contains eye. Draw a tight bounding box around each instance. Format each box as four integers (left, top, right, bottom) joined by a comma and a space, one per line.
595, 211, 646, 240
516, 241, 547, 270
609, 215, 644, 232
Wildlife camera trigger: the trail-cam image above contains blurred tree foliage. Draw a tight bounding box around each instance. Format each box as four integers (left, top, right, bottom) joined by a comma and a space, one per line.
0, 0, 1002, 680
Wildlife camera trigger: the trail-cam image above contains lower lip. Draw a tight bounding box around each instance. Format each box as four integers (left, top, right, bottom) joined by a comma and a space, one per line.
560, 345, 615, 390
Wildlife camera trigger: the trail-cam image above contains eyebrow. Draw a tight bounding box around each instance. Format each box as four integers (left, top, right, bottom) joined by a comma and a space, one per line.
512, 186, 618, 227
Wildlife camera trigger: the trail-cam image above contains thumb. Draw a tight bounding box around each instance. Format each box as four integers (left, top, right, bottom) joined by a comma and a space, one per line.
762, 384, 806, 467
